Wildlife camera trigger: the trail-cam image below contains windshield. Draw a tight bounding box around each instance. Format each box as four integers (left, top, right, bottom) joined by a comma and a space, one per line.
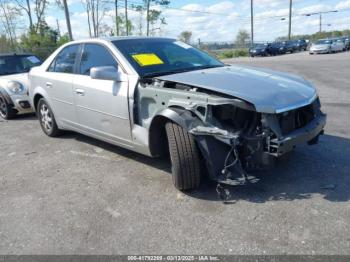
271, 42, 282, 47
315, 40, 331, 45
253, 44, 267, 48
112, 38, 224, 77
0, 55, 41, 76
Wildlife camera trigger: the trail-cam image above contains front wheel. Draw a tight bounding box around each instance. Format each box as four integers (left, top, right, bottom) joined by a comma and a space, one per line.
37, 98, 61, 137
0, 95, 16, 120
165, 122, 201, 191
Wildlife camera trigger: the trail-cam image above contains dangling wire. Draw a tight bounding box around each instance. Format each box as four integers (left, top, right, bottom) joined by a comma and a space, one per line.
222, 146, 239, 175
221, 144, 252, 185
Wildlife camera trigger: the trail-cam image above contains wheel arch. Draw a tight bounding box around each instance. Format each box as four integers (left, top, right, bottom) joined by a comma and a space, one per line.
148, 106, 202, 157
0, 86, 13, 105
33, 93, 44, 111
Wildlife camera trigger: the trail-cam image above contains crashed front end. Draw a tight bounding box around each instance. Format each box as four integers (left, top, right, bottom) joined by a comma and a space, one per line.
137, 78, 326, 185
189, 97, 326, 184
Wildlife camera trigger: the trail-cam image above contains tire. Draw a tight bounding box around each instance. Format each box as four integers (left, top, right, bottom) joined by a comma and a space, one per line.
165, 122, 201, 191
0, 95, 16, 120
37, 98, 61, 137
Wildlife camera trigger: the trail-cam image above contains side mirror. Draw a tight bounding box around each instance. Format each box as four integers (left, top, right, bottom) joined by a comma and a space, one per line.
90, 66, 123, 81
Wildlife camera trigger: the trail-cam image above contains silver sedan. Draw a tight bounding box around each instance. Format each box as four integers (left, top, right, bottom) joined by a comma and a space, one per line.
29, 37, 326, 191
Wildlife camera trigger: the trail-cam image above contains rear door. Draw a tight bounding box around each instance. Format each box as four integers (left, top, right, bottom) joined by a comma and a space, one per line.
44, 44, 80, 127
73, 43, 131, 144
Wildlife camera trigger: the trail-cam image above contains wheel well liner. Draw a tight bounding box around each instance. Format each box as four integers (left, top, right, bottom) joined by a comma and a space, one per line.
33, 94, 44, 111
149, 115, 169, 157
0, 87, 13, 105
148, 107, 203, 157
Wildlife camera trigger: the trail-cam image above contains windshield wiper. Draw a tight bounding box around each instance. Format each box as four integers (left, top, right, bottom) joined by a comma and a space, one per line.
141, 65, 224, 78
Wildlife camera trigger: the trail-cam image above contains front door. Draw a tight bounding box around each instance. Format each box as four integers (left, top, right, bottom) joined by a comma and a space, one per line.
45, 44, 80, 127
73, 43, 131, 145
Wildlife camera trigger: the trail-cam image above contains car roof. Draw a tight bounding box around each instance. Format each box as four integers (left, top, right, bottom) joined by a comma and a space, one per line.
66, 36, 176, 45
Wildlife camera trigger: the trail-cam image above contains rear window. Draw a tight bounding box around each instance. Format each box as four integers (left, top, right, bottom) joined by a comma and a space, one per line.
316, 40, 331, 44
0, 55, 41, 76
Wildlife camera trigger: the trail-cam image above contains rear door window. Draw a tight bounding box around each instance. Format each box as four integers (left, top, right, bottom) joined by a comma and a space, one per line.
48, 45, 79, 73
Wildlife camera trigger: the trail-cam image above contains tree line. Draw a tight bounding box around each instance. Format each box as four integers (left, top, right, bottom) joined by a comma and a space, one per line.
1, 0, 350, 59
0, 0, 172, 58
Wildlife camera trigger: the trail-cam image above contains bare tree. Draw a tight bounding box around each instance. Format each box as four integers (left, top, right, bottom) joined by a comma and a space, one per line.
82, 0, 107, 37
178, 31, 192, 43
114, 0, 119, 36
146, 0, 169, 36
0, 0, 20, 47
62, 0, 73, 40
56, 0, 73, 40
132, 0, 169, 36
34, 0, 49, 32
235, 29, 250, 48
9, 0, 49, 33
13, 0, 33, 28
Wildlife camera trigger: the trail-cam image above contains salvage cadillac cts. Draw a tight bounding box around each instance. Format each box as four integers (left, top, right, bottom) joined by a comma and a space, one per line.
29, 37, 326, 190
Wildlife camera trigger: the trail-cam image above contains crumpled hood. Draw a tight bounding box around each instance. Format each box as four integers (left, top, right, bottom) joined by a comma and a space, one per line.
157, 65, 317, 113
0, 73, 29, 91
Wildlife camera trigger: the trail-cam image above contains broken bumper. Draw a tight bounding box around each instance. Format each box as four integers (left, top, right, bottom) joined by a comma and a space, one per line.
10, 94, 34, 114
269, 113, 327, 157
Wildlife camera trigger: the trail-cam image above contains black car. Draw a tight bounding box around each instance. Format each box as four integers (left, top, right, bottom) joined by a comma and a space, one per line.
249, 43, 270, 57
295, 39, 308, 51
281, 41, 295, 53
267, 42, 286, 55
288, 40, 306, 52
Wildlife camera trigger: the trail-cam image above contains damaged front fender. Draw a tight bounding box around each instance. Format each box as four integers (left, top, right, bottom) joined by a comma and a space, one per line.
136, 78, 325, 186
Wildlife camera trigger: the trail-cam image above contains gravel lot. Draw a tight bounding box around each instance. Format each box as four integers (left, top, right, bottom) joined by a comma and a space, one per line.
0, 51, 349, 255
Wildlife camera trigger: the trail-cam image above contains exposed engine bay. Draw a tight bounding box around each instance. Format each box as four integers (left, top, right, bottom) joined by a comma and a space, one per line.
134, 78, 327, 185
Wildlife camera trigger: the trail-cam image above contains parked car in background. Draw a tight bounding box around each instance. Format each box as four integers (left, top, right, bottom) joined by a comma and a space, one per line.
342, 36, 350, 50
267, 42, 286, 55
329, 38, 345, 52
332, 38, 346, 52
282, 41, 296, 53
295, 39, 308, 51
29, 37, 326, 191
249, 43, 270, 57
309, 39, 332, 54
286, 40, 299, 52
0, 53, 41, 119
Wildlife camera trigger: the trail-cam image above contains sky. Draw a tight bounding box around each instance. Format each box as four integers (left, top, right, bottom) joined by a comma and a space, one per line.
39, 0, 350, 42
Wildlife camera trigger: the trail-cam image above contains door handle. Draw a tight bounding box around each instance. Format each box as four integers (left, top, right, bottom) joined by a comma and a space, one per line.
75, 89, 85, 96
46, 82, 52, 88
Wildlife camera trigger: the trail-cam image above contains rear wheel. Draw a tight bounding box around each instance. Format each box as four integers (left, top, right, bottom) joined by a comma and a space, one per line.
37, 98, 61, 137
165, 122, 201, 191
0, 95, 16, 120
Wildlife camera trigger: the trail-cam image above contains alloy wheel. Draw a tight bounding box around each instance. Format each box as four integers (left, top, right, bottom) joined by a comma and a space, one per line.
0, 97, 7, 118
40, 103, 53, 132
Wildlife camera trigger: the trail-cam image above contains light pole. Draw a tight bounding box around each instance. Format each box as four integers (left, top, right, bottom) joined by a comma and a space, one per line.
250, 0, 254, 47
304, 10, 338, 33
288, 0, 292, 40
